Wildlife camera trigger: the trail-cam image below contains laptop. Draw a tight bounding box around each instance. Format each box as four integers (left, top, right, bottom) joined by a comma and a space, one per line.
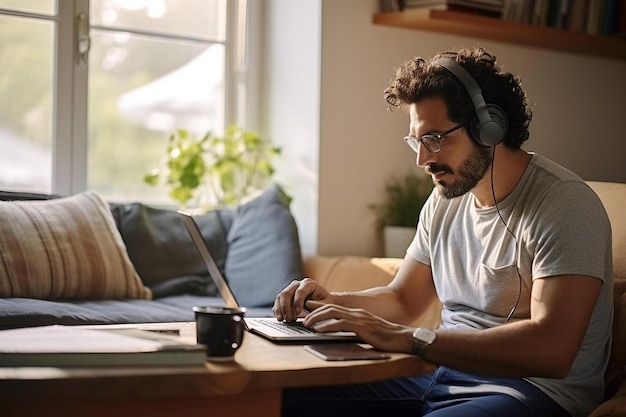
178, 210, 359, 342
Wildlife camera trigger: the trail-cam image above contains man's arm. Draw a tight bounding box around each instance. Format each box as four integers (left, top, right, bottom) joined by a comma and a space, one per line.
274, 255, 437, 324
426, 274, 602, 378
329, 255, 439, 325
307, 272, 602, 379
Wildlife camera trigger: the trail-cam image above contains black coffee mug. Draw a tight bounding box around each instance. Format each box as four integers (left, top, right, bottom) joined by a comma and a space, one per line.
193, 305, 246, 360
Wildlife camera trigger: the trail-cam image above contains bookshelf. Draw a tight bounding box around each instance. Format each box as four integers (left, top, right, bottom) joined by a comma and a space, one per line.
373, 10, 626, 61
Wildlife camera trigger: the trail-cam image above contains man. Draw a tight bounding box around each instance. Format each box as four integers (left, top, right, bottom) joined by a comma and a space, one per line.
274, 48, 613, 417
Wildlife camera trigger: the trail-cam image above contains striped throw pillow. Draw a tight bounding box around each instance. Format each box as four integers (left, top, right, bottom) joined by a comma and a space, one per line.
0, 191, 151, 300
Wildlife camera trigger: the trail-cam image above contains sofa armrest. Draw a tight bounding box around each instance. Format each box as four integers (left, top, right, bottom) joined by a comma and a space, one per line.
303, 256, 402, 291
302, 256, 442, 328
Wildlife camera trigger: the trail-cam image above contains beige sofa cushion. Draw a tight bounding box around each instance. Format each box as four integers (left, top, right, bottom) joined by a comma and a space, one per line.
303, 256, 403, 291
588, 182, 626, 281
0, 192, 151, 300
588, 181, 626, 399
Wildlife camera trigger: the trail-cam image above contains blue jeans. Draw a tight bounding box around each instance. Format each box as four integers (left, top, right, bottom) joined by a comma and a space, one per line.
282, 366, 571, 417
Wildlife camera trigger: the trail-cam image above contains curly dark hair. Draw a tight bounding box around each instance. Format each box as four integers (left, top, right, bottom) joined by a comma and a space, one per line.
383, 48, 532, 149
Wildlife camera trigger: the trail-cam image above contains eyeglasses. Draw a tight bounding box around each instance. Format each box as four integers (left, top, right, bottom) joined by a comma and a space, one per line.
403, 123, 464, 154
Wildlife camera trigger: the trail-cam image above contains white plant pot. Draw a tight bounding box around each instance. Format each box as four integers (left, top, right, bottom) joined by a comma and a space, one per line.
383, 226, 416, 258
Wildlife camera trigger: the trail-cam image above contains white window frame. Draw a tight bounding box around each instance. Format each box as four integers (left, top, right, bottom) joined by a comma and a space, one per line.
55, 1, 88, 196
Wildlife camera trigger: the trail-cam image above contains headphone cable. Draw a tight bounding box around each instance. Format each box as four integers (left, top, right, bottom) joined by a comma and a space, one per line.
490, 146, 522, 323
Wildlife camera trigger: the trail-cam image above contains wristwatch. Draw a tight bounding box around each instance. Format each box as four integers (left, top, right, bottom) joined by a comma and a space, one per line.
411, 327, 436, 359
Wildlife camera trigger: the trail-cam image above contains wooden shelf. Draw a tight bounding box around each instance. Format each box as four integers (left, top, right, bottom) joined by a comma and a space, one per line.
373, 10, 626, 61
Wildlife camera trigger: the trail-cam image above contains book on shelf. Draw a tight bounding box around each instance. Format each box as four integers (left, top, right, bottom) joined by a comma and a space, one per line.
499, 0, 626, 38
500, 0, 561, 26
396, 0, 625, 38
380, 0, 403, 12
403, 0, 505, 16
502, 0, 535, 23
529, 0, 550, 26
0, 325, 207, 367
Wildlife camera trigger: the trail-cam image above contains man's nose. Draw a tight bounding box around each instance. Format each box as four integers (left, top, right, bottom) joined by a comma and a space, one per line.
416, 141, 436, 168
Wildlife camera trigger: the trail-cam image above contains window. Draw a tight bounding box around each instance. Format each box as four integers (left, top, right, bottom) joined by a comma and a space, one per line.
0, 0, 250, 204
0, 0, 56, 192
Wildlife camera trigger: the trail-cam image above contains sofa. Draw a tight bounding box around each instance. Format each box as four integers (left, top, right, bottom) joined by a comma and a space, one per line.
301, 180, 625, 417
0, 185, 302, 328
0, 181, 624, 415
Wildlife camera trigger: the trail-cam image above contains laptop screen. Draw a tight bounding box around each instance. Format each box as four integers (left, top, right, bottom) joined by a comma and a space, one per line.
178, 210, 240, 310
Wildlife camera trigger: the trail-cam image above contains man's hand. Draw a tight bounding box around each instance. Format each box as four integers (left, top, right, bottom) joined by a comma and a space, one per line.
272, 278, 335, 322
302, 302, 415, 354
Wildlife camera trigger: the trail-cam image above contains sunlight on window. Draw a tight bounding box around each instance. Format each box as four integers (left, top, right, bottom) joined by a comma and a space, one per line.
0, 9, 54, 192
88, 0, 227, 204
0, 0, 55, 15
0, 0, 233, 201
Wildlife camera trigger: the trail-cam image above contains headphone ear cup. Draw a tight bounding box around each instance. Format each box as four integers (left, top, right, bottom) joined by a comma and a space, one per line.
472, 104, 509, 147
468, 113, 482, 145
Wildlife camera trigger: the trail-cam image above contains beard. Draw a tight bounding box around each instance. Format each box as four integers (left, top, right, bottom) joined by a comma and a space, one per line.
426, 145, 493, 199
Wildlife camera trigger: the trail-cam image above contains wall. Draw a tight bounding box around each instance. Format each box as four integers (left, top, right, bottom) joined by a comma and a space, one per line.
259, 0, 322, 257
262, 0, 626, 257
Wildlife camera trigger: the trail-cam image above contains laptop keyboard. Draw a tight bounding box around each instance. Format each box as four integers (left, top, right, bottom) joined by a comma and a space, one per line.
255, 318, 317, 335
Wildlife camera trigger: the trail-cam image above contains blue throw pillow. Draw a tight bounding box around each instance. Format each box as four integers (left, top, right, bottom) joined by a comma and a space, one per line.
225, 185, 304, 307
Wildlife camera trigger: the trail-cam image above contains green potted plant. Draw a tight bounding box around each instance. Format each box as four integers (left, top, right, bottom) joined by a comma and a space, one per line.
144, 126, 281, 210
370, 172, 433, 258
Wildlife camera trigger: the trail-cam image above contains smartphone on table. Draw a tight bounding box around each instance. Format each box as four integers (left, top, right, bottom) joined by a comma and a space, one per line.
304, 343, 391, 361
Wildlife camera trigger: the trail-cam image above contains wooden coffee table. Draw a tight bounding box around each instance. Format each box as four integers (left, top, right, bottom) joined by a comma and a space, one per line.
0, 322, 435, 417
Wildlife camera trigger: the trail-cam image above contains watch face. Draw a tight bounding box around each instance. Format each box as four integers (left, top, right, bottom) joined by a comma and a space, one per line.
414, 328, 436, 344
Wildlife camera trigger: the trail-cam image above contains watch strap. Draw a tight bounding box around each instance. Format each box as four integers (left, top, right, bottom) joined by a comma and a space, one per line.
411, 328, 435, 359
411, 335, 429, 358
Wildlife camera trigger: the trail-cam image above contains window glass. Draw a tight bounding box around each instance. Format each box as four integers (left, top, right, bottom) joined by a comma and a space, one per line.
0, 14, 54, 192
88, 0, 227, 204
90, 0, 226, 41
0, 0, 56, 15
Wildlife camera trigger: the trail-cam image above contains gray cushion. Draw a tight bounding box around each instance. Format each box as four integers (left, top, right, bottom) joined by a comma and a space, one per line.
0, 296, 274, 330
225, 185, 303, 307
0, 190, 62, 201
110, 203, 234, 298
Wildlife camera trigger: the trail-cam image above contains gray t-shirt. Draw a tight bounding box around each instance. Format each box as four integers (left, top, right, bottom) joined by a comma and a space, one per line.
407, 153, 613, 417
